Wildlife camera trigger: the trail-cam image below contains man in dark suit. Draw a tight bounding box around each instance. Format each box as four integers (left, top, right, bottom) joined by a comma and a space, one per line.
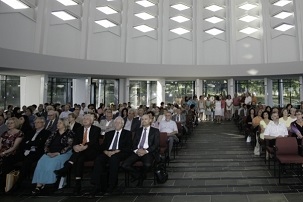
89, 117, 132, 197
54, 114, 101, 194
123, 108, 140, 133
122, 114, 160, 187
35, 104, 47, 119
45, 110, 59, 134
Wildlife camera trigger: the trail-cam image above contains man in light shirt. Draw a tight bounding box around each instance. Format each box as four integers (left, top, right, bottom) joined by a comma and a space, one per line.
159, 112, 179, 159
264, 112, 288, 139
100, 111, 115, 135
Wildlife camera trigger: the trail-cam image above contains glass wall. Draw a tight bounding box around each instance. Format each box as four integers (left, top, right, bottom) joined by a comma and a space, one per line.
235, 79, 265, 104
91, 79, 119, 108
272, 78, 300, 108
203, 80, 228, 97
129, 80, 157, 108
0, 75, 20, 109
165, 81, 195, 105
47, 78, 73, 104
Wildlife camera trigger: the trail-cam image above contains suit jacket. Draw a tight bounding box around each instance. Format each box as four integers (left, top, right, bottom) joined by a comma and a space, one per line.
71, 122, 82, 133
45, 118, 59, 134
172, 114, 186, 125
100, 129, 132, 154
73, 125, 101, 152
35, 111, 47, 119
99, 119, 115, 135
123, 117, 140, 133
133, 127, 160, 156
22, 129, 51, 156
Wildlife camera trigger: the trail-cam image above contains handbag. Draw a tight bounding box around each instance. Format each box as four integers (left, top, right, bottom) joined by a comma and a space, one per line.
154, 163, 168, 184
5, 170, 20, 192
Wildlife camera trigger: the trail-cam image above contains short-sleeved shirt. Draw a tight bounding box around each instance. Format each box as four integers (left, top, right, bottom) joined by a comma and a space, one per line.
159, 120, 178, 134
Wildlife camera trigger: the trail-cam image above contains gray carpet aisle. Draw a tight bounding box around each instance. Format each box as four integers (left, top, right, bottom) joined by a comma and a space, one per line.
1, 121, 303, 201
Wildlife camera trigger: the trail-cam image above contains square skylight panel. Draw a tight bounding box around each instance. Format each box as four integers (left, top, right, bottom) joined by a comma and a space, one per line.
134, 25, 155, 32
274, 23, 294, 31
56, 0, 78, 6
1, 0, 29, 9
205, 5, 223, 12
240, 27, 258, 34
170, 27, 190, 35
239, 3, 257, 11
170, 16, 190, 23
136, 0, 155, 8
135, 12, 155, 20
95, 19, 117, 28
273, 0, 292, 7
205, 16, 224, 24
239, 15, 258, 22
274, 11, 293, 19
205, 28, 224, 36
171, 3, 190, 11
52, 11, 77, 21
96, 6, 118, 15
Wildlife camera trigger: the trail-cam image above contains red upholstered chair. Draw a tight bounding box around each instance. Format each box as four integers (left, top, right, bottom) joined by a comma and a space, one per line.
274, 137, 303, 184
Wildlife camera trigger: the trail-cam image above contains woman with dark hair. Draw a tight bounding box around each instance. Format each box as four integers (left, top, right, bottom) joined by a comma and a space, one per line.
246, 108, 256, 130
286, 103, 292, 114
121, 108, 128, 118
13, 107, 22, 118
19, 115, 34, 135
25, 107, 36, 128
214, 95, 222, 124
259, 111, 272, 140
264, 106, 272, 115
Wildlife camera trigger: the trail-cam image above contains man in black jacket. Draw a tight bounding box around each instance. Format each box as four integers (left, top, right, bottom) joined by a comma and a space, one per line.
89, 117, 132, 197
122, 114, 160, 187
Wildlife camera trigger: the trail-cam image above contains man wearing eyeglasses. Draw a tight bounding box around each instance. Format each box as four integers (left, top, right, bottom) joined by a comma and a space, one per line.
264, 112, 288, 139
45, 110, 59, 133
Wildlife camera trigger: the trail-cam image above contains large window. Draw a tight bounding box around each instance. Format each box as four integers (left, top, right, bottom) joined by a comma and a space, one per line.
165, 81, 195, 105
91, 79, 119, 107
272, 79, 300, 108
235, 79, 265, 104
47, 78, 73, 104
0, 75, 20, 109
129, 80, 157, 108
203, 80, 228, 97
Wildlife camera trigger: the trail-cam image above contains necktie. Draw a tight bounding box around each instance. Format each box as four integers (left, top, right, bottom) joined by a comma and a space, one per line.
111, 131, 119, 150
82, 128, 88, 145
139, 128, 147, 149
46, 120, 53, 130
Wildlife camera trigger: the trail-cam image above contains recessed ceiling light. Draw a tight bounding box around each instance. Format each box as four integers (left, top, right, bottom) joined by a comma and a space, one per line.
240, 27, 258, 34
171, 3, 190, 11
95, 19, 117, 28
239, 15, 258, 22
205, 5, 224, 12
136, 0, 155, 8
239, 3, 257, 11
51, 11, 77, 21
273, 11, 293, 19
170, 27, 190, 35
56, 0, 78, 6
96, 6, 118, 15
135, 12, 155, 20
273, 0, 292, 7
1, 0, 29, 9
205, 16, 224, 24
205, 28, 224, 36
134, 25, 155, 32
274, 23, 294, 31
170, 16, 190, 23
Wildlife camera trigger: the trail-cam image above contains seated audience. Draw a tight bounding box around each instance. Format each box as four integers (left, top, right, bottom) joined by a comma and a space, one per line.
68, 113, 82, 133
259, 111, 272, 140
290, 109, 303, 145
100, 111, 115, 136
279, 108, 292, 130
45, 110, 59, 134
31, 118, 74, 194
0, 115, 8, 136
264, 112, 288, 140
289, 108, 297, 122
123, 109, 140, 134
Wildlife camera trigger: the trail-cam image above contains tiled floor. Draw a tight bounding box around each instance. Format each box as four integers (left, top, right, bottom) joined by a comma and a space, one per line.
1, 120, 303, 201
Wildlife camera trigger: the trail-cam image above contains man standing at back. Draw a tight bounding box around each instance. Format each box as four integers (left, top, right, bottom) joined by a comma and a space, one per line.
122, 114, 159, 187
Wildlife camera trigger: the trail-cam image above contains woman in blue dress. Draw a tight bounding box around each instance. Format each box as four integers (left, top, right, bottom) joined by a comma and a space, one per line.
31, 118, 74, 194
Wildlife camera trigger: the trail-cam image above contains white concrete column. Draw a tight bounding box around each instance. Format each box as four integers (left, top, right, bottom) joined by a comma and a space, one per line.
20, 75, 48, 107
228, 78, 234, 97
264, 78, 272, 106
299, 76, 303, 102
157, 79, 165, 105
73, 77, 90, 105
119, 79, 125, 103
195, 79, 202, 97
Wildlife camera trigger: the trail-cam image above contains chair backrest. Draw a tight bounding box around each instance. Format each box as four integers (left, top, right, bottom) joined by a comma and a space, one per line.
275, 137, 298, 155
176, 122, 182, 131
159, 132, 168, 149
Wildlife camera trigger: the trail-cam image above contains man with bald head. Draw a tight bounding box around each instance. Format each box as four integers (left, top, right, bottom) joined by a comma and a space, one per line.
122, 114, 160, 187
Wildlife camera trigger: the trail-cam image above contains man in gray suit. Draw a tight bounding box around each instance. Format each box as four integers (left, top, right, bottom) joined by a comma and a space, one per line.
100, 111, 115, 136
172, 108, 188, 133
45, 110, 58, 134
